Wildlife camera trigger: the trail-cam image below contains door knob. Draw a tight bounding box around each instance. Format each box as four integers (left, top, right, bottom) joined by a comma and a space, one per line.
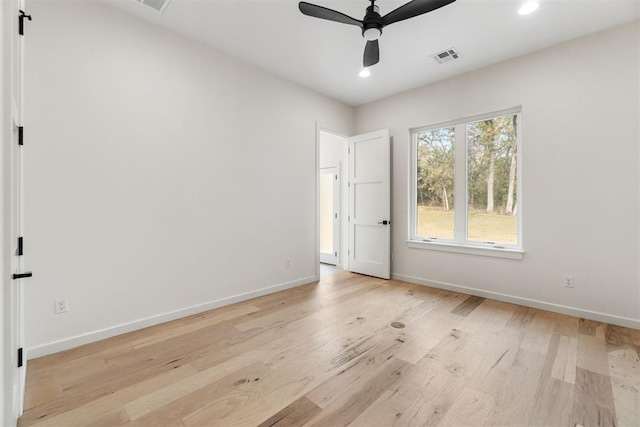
378, 220, 390, 225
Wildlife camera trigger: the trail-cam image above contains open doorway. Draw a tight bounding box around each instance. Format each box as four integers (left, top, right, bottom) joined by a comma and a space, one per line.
317, 127, 391, 280
318, 129, 348, 276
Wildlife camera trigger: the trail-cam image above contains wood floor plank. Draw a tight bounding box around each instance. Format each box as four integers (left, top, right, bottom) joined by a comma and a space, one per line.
90, 408, 130, 426
304, 334, 403, 409
572, 367, 617, 427
630, 328, 640, 347
126, 362, 272, 426
550, 334, 578, 384
256, 396, 322, 427
392, 355, 467, 426
450, 295, 486, 317
235, 277, 401, 333
484, 349, 545, 426
129, 305, 261, 350
553, 313, 579, 338
124, 354, 257, 421
605, 326, 640, 427
505, 305, 536, 331
423, 326, 485, 380
579, 318, 606, 337
20, 357, 192, 426
23, 369, 63, 412
24, 364, 197, 427
577, 333, 609, 376
349, 389, 411, 427
305, 357, 409, 426
436, 387, 494, 427
529, 375, 574, 426
465, 329, 521, 395
457, 299, 517, 336
182, 397, 276, 426
520, 311, 556, 354
19, 271, 640, 427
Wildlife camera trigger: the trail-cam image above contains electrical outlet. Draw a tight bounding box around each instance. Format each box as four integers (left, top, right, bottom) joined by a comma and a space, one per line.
55, 297, 69, 314
285, 258, 291, 269
563, 275, 574, 288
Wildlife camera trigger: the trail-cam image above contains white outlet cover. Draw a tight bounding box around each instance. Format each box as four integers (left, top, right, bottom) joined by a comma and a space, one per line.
563, 275, 574, 288
55, 297, 69, 314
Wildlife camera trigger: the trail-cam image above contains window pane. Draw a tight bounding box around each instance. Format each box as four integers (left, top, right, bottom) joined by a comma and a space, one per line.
467, 114, 518, 244
416, 127, 455, 239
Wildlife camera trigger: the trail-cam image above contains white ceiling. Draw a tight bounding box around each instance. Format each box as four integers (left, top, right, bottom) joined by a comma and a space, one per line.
109, 0, 639, 106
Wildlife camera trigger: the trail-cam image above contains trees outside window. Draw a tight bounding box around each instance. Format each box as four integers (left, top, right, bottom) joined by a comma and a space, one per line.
416, 126, 455, 239
412, 110, 521, 248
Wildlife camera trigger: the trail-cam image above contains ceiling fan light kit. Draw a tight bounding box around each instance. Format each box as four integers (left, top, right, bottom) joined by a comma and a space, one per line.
363, 27, 382, 41
299, 0, 457, 67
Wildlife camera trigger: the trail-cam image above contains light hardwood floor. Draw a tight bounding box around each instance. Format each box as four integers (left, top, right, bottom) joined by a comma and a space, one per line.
19, 271, 640, 426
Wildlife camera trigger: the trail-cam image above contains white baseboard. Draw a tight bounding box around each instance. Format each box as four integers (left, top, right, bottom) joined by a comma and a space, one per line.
27, 275, 319, 359
392, 273, 640, 330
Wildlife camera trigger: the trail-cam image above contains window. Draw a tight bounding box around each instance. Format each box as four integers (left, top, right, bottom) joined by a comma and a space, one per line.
410, 109, 522, 258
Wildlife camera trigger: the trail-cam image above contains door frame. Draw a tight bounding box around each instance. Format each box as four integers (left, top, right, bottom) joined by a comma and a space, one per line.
315, 124, 349, 277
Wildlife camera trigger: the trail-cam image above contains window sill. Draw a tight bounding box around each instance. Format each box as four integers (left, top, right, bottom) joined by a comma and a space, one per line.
406, 240, 524, 260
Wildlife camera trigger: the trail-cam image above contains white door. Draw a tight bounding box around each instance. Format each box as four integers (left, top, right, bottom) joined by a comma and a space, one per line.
319, 166, 340, 265
7, 0, 30, 417
9, 118, 28, 418
348, 129, 390, 279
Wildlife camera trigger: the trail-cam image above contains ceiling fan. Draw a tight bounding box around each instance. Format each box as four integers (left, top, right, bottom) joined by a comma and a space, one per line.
299, 0, 456, 68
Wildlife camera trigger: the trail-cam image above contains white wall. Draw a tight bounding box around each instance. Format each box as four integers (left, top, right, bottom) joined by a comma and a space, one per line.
24, 0, 354, 357
355, 21, 640, 328
319, 131, 346, 169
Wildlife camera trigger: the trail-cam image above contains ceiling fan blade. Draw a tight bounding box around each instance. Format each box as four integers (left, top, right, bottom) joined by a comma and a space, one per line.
299, 2, 363, 28
363, 40, 380, 67
381, 0, 456, 26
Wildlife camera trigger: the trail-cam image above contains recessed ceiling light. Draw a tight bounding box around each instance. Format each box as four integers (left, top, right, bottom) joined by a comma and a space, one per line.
359, 68, 371, 78
518, 1, 539, 15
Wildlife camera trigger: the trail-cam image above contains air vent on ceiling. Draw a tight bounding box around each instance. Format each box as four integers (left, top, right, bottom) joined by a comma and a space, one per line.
431, 48, 461, 64
134, 0, 172, 13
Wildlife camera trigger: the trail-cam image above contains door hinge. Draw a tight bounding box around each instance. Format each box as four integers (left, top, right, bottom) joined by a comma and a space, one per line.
18, 126, 24, 146
335, 174, 338, 180
17, 348, 23, 368
334, 251, 338, 257
19, 10, 31, 36
348, 182, 351, 188
17, 237, 24, 256
334, 213, 338, 219
348, 215, 351, 221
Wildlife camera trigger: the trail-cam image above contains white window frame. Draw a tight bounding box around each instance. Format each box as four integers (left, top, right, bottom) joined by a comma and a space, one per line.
407, 107, 524, 260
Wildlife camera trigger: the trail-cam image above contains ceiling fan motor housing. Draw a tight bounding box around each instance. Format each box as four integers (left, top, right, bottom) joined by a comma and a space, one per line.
363, 4, 383, 40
